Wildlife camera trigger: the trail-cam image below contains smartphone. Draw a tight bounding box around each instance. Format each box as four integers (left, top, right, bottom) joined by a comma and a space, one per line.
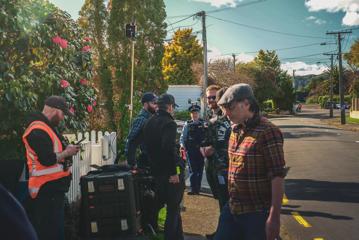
75, 138, 85, 145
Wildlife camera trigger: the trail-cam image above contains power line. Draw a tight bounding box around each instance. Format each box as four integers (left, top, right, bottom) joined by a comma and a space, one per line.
220, 42, 327, 56
167, 14, 195, 19
281, 51, 336, 61
166, 14, 195, 27
166, 0, 267, 18
167, 20, 200, 33
207, 15, 327, 39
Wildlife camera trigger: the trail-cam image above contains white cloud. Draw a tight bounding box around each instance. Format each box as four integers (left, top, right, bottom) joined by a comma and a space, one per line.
207, 46, 224, 61
305, 0, 359, 26
191, 0, 238, 8
306, 16, 316, 20
207, 46, 255, 63
305, 15, 326, 25
236, 53, 255, 63
281, 61, 328, 76
314, 19, 327, 25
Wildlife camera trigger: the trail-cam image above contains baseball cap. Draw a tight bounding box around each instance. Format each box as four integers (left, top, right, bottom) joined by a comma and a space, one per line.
157, 94, 179, 108
44, 96, 74, 116
141, 92, 157, 104
217, 83, 255, 106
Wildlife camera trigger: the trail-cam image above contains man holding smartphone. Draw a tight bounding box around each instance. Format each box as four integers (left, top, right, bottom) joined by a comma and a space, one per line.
22, 96, 80, 240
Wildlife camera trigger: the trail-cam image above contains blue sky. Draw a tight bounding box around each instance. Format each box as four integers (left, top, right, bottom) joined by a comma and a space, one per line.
50, 0, 359, 75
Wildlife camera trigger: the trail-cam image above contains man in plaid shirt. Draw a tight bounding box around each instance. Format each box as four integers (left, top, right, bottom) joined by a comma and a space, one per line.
125, 92, 158, 168
214, 84, 286, 240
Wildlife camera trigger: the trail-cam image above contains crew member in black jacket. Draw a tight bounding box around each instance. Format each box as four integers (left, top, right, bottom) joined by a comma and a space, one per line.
143, 94, 185, 240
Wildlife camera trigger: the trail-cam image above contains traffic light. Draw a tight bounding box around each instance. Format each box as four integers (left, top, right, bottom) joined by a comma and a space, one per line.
125, 24, 136, 38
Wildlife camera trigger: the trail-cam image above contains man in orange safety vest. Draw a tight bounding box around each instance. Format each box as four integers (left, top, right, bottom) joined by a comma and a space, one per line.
22, 96, 80, 240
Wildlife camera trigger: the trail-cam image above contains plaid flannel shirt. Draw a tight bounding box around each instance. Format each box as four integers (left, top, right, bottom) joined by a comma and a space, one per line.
125, 109, 151, 165
228, 115, 286, 215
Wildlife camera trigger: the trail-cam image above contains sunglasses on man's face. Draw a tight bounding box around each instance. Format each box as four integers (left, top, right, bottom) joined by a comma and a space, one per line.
207, 96, 216, 101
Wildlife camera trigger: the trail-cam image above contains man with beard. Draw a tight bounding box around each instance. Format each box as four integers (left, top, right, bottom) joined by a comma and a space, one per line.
201, 85, 222, 201
125, 92, 158, 168
22, 96, 80, 240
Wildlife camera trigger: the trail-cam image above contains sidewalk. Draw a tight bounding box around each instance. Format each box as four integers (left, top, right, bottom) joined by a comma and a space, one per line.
182, 191, 219, 239
320, 116, 359, 132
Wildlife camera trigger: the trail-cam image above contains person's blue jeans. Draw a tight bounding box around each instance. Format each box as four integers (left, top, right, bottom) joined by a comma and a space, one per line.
214, 203, 269, 240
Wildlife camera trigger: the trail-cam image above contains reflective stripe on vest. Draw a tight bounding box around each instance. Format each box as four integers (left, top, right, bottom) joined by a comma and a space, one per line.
22, 120, 70, 199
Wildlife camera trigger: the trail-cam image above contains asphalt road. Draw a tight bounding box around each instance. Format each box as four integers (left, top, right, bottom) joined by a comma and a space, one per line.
272, 106, 359, 240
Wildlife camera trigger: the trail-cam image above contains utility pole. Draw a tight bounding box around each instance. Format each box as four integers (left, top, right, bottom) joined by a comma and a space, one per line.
232, 53, 236, 73
292, 69, 296, 89
197, 11, 208, 118
323, 53, 335, 118
126, 21, 136, 125
327, 30, 352, 124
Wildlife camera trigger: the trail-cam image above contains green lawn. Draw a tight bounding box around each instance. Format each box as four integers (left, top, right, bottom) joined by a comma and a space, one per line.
348, 116, 359, 124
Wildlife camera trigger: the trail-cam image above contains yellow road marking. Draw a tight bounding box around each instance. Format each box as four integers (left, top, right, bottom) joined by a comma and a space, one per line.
282, 194, 289, 205
313, 238, 324, 240
291, 211, 312, 228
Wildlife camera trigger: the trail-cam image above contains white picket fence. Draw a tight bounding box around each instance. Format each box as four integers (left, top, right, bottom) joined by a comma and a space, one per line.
66, 131, 117, 203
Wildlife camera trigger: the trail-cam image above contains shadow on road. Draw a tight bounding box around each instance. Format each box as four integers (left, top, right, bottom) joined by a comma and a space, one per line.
281, 209, 353, 220
285, 179, 359, 204
279, 125, 338, 130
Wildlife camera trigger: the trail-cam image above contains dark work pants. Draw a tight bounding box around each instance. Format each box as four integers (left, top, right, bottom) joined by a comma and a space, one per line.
205, 157, 219, 199
187, 148, 204, 193
214, 203, 269, 240
216, 171, 229, 212
155, 174, 185, 240
26, 193, 65, 240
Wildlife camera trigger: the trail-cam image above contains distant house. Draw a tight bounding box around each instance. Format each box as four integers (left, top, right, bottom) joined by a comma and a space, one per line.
167, 85, 203, 113
350, 98, 359, 119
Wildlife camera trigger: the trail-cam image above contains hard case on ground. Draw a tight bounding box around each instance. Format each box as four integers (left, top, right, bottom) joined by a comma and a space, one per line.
80, 168, 141, 238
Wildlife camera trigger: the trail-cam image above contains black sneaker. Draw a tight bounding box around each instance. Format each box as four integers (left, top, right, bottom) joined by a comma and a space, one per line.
187, 191, 197, 195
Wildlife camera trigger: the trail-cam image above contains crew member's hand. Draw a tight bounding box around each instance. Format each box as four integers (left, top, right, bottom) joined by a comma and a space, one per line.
65, 144, 80, 157
202, 146, 215, 157
266, 215, 280, 240
169, 174, 180, 184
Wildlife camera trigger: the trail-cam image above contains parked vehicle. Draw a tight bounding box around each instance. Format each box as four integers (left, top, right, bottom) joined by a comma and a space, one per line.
335, 103, 351, 109
324, 101, 336, 109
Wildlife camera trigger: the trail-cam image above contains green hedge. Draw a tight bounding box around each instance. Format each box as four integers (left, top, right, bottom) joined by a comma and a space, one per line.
306, 96, 319, 104
174, 110, 190, 121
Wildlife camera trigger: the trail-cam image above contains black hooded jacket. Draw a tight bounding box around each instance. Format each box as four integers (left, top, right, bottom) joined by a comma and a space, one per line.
24, 112, 71, 196
143, 110, 179, 177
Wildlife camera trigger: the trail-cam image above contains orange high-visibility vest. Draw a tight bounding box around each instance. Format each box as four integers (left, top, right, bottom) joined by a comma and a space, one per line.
22, 120, 71, 199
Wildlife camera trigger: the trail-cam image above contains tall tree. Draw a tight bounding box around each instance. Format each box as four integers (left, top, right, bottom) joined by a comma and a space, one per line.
345, 39, 359, 71
344, 38, 359, 97
107, 0, 167, 153
79, 0, 115, 130
1, 0, 96, 158
162, 28, 203, 85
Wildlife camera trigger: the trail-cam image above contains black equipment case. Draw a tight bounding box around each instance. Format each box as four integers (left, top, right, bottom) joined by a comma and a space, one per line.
80, 165, 141, 238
